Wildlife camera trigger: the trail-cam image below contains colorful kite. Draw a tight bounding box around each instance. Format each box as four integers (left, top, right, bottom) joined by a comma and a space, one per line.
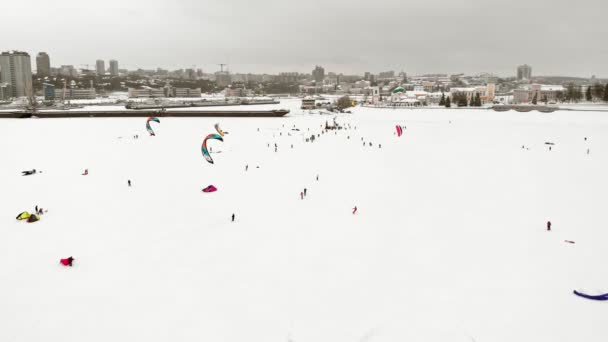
201, 133, 223, 164
396, 125, 403, 137
214, 123, 227, 137
146, 117, 160, 136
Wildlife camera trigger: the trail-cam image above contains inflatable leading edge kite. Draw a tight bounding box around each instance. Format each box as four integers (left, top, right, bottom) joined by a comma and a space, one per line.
214, 123, 227, 137
201, 134, 223, 164
573, 290, 608, 301
396, 125, 405, 137
146, 117, 160, 136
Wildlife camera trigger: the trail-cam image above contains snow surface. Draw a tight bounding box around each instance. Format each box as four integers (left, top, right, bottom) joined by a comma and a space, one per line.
1, 99, 607, 342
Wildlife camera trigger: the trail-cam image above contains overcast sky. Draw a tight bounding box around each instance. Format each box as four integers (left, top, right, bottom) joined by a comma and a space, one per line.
5, 0, 608, 77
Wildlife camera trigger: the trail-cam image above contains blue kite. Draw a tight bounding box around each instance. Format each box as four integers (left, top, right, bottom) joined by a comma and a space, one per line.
573, 290, 608, 301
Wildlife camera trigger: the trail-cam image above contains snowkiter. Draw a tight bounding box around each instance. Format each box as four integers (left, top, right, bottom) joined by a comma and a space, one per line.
304, 188, 307, 196
232, 213, 235, 222
128, 180, 131, 187
352, 206, 358, 214
547, 221, 551, 231
60, 257, 74, 267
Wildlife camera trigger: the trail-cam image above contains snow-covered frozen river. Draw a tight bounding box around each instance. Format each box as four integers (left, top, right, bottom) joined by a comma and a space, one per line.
1, 100, 607, 342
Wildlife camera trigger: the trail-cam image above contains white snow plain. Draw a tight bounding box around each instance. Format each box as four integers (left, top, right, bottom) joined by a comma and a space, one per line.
1, 99, 607, 342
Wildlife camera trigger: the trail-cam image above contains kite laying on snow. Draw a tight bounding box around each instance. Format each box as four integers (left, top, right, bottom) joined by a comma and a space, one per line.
16, 211, 31, 220
60, 257, 75, 267
202, 185, 217, 193
573, 290, 608, 300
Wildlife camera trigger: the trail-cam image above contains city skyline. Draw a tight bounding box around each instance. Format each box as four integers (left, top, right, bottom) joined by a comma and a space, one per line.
3, 0, 607, 78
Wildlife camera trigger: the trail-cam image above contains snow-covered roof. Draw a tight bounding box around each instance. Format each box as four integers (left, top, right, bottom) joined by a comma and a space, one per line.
450, 87, 477, 92
541, 85, 565, 91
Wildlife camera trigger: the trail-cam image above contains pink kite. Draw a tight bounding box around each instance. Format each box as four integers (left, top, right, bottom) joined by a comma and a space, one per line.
202, 185, 217, 193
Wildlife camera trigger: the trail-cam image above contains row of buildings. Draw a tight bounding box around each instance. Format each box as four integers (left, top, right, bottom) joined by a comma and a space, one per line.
35, 52, 120, 77
127, 86, 202, 98
0, 50, 123, 101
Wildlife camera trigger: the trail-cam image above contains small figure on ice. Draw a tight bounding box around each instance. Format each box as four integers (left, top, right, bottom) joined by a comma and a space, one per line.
128, 180, 132, 187
352, 206, 358, 214
547, 221, 551, 231
82, 169, 88, 176
232, 213, 235, 222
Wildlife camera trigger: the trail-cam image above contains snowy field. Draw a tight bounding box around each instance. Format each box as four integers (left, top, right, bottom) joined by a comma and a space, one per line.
1, 99, 607, 342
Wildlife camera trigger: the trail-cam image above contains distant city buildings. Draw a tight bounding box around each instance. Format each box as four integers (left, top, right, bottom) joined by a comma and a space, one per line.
96, 60, 105, 75
0, 51, 33, 98
513, 84, 565, 104
224, 87, 253, 97
378, 70, 395, 79
43, 83, 55, 100
517, 64, 532, 80
277, 72, 299, 83
186, 68, 196, 80
312, 66, 325, 83
0, 83, 12, 100
128, 86, 201, 98
58, 65, 78, 78
109, 60, 119, 76
215, 71, 231, 87
59, 88, 97, 100
36, 52, 51, 77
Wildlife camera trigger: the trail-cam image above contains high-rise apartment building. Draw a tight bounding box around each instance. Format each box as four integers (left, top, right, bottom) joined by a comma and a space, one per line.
96, 60, 105, 75
36, 52, 51, 77
0, 51, 33, 98
109, 60, 119, 76
517, 64, 532, 80
312, 66, 325, 83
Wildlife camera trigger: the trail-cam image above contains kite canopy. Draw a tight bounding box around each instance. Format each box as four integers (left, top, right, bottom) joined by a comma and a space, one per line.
396, 125, 403, 137
214, 123, 227, 137
201, 133, 224, 164
392, 86, 405, 94
146, 117, 160, 136
27, 214, 40, 223
16, 211, 31, 220
573, 290, 608, 300
202, 185, 217, 193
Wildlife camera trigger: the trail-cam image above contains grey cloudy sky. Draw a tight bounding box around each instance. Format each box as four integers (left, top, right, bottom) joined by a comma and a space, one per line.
5, 0, 608, 76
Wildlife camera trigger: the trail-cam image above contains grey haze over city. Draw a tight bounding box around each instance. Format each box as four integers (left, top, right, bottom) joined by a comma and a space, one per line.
5, 0, 608, 76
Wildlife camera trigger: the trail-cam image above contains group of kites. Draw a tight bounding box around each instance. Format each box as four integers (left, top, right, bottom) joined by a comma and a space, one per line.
146, 116, 227, 164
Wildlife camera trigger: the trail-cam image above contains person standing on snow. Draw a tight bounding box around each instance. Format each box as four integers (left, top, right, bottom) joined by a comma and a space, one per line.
128, 180, 131, 187
232, 213, 235, 222
300, 192, 304, 200
547, 221, 551, 231
304, 188, 307, 197
352, 206, 358, 214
